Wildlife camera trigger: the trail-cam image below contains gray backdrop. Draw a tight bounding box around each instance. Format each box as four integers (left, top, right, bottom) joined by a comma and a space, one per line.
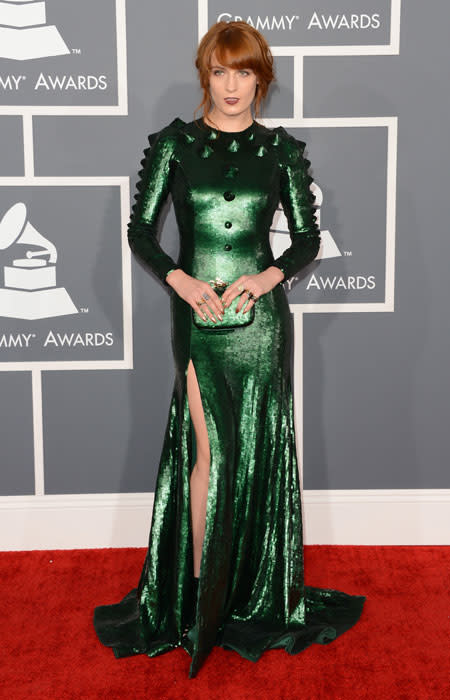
0, 0, 448, 504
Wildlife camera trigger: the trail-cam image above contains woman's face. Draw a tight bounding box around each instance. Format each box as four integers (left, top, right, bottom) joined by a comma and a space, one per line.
207, 52, 258, 121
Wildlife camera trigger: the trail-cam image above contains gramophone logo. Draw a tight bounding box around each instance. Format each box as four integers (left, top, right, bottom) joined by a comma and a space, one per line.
270, 185, 341, 262
0, 0, 70, 61
0, 202, 78, 320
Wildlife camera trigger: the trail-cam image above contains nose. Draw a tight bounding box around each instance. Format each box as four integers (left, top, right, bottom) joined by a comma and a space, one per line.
225, 72, 238, 92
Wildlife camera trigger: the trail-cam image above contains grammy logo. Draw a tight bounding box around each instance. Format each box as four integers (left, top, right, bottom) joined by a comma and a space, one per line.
0, 0, 69, 61
270, 187, 338, 262
0, 202, 78, 320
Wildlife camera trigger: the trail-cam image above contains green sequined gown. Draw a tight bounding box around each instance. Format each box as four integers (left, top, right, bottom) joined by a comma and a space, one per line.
93, 116, 366, 678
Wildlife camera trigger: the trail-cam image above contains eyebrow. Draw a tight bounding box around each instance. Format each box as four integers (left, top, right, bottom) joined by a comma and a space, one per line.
210, 65, 250, 70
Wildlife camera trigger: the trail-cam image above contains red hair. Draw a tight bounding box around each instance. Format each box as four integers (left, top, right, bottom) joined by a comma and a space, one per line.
194, 21, 275, 129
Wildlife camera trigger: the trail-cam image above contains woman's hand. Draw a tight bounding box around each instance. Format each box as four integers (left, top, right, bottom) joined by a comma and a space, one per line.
165, 269, 225, 323
221, 266, 285, 314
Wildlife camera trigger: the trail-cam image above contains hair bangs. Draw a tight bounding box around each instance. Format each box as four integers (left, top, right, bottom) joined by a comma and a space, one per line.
212, 33, 259, 72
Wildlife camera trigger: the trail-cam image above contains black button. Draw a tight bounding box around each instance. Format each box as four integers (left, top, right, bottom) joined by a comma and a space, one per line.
223, 191, 235, 201
224, 221, 232, 228
224, 244, 232, 251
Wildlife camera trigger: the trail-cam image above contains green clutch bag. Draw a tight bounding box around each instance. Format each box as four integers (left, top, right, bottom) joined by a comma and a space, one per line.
191, 278, 255, 330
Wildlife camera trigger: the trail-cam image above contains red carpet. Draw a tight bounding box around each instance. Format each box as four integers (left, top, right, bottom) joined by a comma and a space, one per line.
1, 546, 448, 699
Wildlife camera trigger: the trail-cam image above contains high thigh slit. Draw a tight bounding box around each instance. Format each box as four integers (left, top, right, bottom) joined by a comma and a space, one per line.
186, 357, 210, 579
92, 115, 367, 678
184, 335, 238, 676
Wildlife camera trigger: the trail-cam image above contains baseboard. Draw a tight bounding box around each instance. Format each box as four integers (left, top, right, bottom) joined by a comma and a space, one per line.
0, 489, 449, 550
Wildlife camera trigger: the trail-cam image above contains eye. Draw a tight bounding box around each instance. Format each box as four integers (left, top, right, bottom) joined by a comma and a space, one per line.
212, 69, 224, 75
239, 70, 250, 76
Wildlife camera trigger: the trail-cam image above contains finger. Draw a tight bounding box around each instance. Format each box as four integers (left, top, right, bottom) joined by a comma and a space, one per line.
242, 297, 255, 314
204, 303, 220, 322
212, 291, 225, 317
207, 304, 222, 321
235, 292, 250, 313
222, 277, 246, 306
224, 286, 246, 308
193, 301, 218, 323
238, 291, 258, 313
205, 296, 224, 320
203, 285, 224, 317
194, 304, 208, 321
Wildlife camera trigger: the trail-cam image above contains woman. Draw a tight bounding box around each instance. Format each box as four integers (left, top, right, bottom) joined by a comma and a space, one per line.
93, 21, 366, 679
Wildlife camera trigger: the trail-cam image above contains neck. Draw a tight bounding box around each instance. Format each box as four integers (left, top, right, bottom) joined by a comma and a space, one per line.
204, 110, 253, 132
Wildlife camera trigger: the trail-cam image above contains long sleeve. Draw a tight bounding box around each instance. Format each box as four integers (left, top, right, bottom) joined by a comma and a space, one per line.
272, 131, 321, 281
127, 123, 181, 285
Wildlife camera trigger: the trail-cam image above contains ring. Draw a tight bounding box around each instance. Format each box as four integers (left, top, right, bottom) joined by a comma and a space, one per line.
203, 292, 210, 300
196, 299, 206, 306
245, 290, 256, 301
237, 285, 244, 292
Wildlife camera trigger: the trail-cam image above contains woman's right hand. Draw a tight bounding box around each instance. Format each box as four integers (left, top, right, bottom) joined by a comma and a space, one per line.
165, 269, 224, 323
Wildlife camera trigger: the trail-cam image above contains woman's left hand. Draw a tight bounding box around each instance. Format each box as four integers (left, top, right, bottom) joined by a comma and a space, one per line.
221, 266, 285, 314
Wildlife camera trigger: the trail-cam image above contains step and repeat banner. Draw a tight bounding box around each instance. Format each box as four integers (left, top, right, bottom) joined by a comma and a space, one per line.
1, 0, 448, 548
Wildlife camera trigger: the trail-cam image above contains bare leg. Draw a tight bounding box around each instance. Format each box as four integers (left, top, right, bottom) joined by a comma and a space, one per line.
186, 358, 211, 578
